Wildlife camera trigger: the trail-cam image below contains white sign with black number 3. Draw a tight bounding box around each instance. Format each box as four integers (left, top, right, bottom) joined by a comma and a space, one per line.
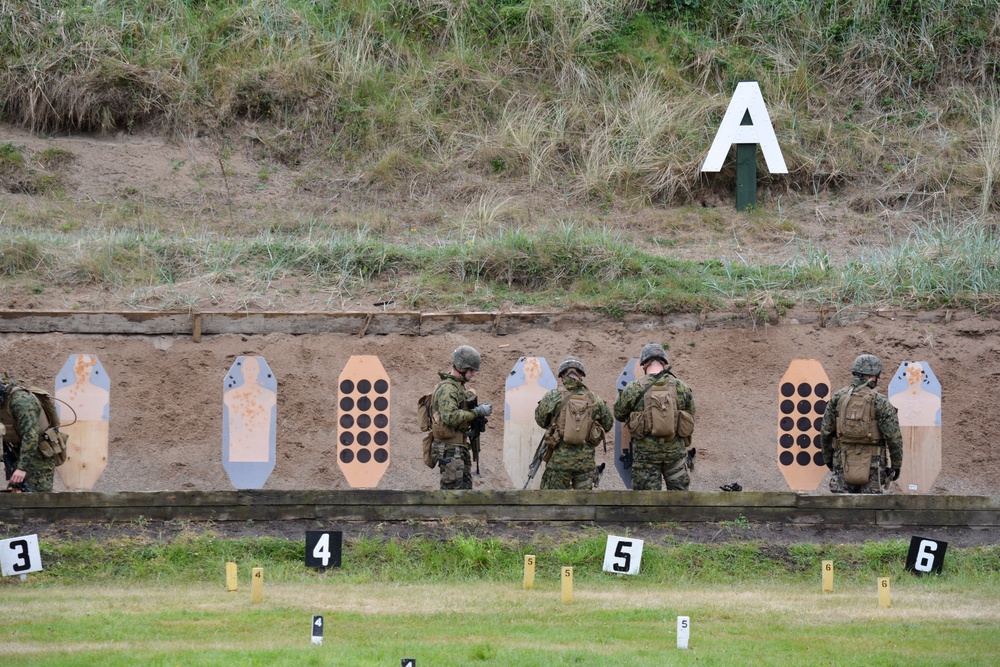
603, 535, 643, 575
1, 534, 42, 577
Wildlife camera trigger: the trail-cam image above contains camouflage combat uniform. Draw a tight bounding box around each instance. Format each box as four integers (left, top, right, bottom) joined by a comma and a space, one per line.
613, 370, 694, 491
534, 376, 613, 490
1, 382, 56, 492
820, 376, 903, 494
430, 372, 478, 490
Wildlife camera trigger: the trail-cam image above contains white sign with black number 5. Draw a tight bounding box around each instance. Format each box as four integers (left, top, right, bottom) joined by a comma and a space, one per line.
1, 534, 42, 577
603, 535, 643, 575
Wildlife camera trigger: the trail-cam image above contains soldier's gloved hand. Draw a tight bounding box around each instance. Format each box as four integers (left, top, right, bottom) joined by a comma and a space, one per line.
886, 466, 900, 481
473, 403, 493, 418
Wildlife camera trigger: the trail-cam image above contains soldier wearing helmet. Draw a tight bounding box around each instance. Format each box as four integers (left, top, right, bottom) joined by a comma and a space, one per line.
819, 354, 903, 494
427, 345, 492, 489
533, 356, 613, 489
613, 344, 696, 491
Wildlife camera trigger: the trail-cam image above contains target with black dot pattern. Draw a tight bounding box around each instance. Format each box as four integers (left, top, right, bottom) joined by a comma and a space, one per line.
337, 355, 390, 488
777, 359, 830, 491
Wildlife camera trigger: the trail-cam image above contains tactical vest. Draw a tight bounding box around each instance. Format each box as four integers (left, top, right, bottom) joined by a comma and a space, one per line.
557, 389, 596, 446
429, 381, 468, 445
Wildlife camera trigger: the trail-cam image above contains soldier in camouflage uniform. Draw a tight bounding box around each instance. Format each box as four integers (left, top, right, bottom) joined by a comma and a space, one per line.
429, 346, 492, 490
613, 344, 695, 491
534, 356, 613, 490
0, 378, 56, 492
820, 354, 903, 494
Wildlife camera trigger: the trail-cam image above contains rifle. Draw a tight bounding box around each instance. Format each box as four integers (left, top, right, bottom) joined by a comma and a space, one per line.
2, 440, 17, 483
619, 448, 633, 470
523, 427, 556, 489
465, 396, 488, 476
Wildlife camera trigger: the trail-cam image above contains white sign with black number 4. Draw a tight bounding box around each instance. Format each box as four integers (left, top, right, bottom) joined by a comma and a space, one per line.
603, 535, 643, 575
0, 534, 42, 577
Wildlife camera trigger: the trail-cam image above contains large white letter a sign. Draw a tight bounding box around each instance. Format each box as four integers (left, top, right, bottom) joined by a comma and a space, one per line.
701, 81, 787, 174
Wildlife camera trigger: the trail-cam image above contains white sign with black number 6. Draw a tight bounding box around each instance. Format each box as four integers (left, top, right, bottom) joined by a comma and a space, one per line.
602, 535, 644, 575
0, 534, 42, 577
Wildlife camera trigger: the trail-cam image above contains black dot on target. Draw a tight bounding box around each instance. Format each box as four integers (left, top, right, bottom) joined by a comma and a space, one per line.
780, 383, 795, 397
357, 448, 372, 463
340, 396, 354, 411
339, 449, 354, 463
374, 379, 388, 394
374, 414, 388, 428
797, 383, 812, 397
340, 414, 354, 428
796, 451, 812, 466
358, 379, 372, 394
374, 397, 388, 411
779, 451, 794, 466
357, 396, 372, 411
357, 431, 371, 446
796, 417, 812, 431
797, 400, 812, 414
357, 414, 371, 429
797, 434, 811, 448
815, 383, 829, 398
780, 434, 794, 448
340, 379, 354, 394
813, 417, 823, 431
374, 448, 388, 463
813, 434, 822, 448
780, 400, 794, 414
814, 400, 827, 414
780, 417, 794, 431
813, 451, 825, 466
374, 431, 388, 446
340, 431, 354, 446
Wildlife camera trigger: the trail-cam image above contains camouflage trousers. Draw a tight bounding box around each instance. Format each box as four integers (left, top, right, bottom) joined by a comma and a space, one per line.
436, 443, 473, 490
4, 445, 56, 492
828, 449, 885, 494
632, 439, 689, 491
540, 444, 598, 490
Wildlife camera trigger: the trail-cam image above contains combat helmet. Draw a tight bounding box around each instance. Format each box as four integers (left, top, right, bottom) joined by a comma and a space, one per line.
851, 354, 882, 376
452, 345, 482, 372
639, 343, 669, 367
557, 356, 586, 378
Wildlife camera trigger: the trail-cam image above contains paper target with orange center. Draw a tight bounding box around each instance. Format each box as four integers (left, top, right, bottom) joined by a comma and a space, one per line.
55, 354, 111, 490
613, 358, 638, 489
777, 359, 830, 491
888, 361, 942, 494
222, 356, 277, 490
337, 355, 390, 488
504, 356, 556, 489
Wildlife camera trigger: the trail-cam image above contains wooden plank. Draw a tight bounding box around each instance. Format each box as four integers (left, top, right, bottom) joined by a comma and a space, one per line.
877, 510, 1000, 527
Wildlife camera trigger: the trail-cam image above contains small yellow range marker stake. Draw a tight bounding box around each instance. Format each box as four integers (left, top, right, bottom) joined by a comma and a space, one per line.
822, 560, 833, 593
226, 562, 238, 592
561, 566, 573, 604
251, 567, 264, 604
523, 555, 535, 590
879, 577, 891, 608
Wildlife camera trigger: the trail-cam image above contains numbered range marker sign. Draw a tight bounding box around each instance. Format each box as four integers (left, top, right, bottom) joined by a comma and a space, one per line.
337, 356, 391, 488
603, 535, 644, 575
55, 353, 111, 490
777, 359, 830, 491
504, 356, 557, 489
222, 356, 277, 490
0, 535, 42, 577
311, 615, 324, 645
613, 359, 639, 489
905, 536, 947, 575
305, 531, 343, 569
889, 361, 942, 494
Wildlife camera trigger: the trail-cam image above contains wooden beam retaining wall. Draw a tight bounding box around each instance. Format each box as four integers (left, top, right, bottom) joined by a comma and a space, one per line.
1, 491, 997, 527
0, 308, 979, 338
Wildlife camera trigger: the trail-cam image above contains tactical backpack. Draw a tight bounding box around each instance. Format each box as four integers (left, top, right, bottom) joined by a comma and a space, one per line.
1, 386, 69, 466
558, 390, 595, 446
629, 377, 678, 439
836, 385, 882, 485
417, 391, 435, 468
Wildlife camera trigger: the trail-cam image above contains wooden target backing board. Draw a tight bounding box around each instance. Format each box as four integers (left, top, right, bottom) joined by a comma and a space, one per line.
504, 357, 556, 489
337, 355, 390, 489
222, 356, 277, 490
888, 361, 942, 495
54, 354, 110, 491
613, 359, 638, 489
777, 360, 830, 491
